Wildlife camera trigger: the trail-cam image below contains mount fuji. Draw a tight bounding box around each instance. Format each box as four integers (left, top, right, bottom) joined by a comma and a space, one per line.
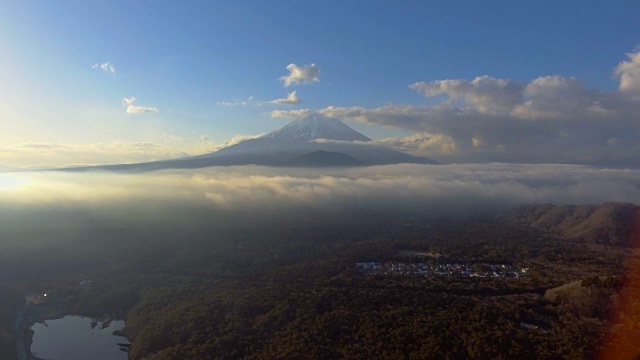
65, 114, 438, 172
263, 114, 371, 142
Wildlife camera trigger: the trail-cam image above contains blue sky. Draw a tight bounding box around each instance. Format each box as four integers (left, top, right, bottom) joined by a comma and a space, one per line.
1, 1, 639, 167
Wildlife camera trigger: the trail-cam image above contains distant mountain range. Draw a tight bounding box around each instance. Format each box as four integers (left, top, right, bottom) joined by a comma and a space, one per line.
63, 114, 438, 172
502, 203, 640, 246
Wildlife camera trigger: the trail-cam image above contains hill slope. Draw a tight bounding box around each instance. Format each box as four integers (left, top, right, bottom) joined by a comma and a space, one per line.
502, 203, 640, 246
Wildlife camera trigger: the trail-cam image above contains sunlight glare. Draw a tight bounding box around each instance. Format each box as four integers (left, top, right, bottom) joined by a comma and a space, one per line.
0, 173, 27, 191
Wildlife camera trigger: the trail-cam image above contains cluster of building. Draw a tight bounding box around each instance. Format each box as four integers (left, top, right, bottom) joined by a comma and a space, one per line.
355, 262, 528, 278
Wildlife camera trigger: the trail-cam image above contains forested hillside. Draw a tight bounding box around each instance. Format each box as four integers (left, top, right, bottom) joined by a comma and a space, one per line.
502, 203, 640, 246
2, 205, 639, 359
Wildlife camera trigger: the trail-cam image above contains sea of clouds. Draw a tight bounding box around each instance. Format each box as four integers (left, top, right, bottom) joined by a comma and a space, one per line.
1, 164, 638, 219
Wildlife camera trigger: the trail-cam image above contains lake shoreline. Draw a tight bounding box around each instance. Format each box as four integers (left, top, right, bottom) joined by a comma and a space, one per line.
16, 304, 130, 360
23, 327, 44, 360
14, 306, 50, 360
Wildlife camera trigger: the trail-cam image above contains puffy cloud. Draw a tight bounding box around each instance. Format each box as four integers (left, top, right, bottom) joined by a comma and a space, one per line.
280, 63, 320, 87
410, 75, 618, 121
270, 109, 311, 118
215, 134, 262, 149
122, 97, 159, 113
374, 133, 458, 155
312, 133, 458, 157
127, 106, 159, 114
291, 49, 640, 165
615, 50, 640, 100
268, 91, 302, 105
306, 102, 640, 165
511, 76, 617, 120
316, 104, 450, 130
122, 97, 136, 106
216, 96, 254, 107
92, 62, 116, 73
411, 76, 524, 115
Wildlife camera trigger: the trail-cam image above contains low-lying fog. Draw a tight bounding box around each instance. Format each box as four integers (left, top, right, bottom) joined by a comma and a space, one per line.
1, 164, 638, 241
0, 162, 638, 283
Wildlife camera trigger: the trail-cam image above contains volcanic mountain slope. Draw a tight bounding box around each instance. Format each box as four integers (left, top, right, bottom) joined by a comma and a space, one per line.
191, 114, 437, 165
281, 150, 363, 167
64, 114, 438, 172
502, 203, 640, 246
263, 114, 371, 142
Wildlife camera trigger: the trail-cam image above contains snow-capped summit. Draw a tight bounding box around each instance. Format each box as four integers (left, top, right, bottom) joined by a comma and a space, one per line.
262, 114, 371, 142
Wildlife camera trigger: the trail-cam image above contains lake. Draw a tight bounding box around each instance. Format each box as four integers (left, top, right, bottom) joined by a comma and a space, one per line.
30, 315, 129, 360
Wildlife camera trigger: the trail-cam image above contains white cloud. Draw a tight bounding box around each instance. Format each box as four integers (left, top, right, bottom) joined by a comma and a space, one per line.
288, 49, 640, 165
216, 96, 254, 107
280, 63, 320, 87
411, 75, 523, 115
269, 109, 311, 118
268, 91, 302, 105
214, 134, 262, 150
92, 62, 116, 74
127, 106, 159, 114
409, 73, 619, 122
122, 97, 159, 113
304, 101, 640, 165
311, 133, 458, 157
197, 133, 262, 152
122, 97, 136, 106
376, 133, 458, 155
471, 136, 484, 148
511, 76, 616, 120
615, 50, 640, 100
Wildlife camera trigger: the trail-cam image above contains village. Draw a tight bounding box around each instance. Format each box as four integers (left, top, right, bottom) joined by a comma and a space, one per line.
355, 261, 528, 278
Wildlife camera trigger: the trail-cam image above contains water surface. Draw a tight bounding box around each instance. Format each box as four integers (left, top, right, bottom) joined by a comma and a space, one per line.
30, 315, 128, 360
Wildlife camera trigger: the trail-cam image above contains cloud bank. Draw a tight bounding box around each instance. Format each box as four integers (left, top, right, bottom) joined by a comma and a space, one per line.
280, 63, 320, 87
1, 165, 638, 224
271, 50, 640, 166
